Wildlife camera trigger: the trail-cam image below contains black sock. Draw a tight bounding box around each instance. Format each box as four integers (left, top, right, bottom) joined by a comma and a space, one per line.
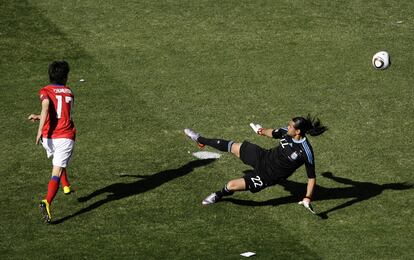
216, 185, 234, 198
198, 136, 233, 152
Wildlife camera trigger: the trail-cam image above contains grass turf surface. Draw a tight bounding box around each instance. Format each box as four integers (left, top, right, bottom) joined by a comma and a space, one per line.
0, 0, 413, 259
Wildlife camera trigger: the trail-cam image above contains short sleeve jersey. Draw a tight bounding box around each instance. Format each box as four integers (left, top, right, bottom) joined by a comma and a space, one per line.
39, 84, 76, 140
259, 127, 315, 180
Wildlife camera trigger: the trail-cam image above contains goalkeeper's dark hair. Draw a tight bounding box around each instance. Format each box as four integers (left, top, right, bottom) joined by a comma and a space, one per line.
48, 60, 70, 85
292, 114, 328, 137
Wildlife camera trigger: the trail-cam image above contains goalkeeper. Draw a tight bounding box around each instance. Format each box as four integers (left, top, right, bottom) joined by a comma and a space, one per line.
184, 115, 327, 213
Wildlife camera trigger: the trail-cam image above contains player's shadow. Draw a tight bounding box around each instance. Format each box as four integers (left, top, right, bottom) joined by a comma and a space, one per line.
53, 159, 215, 224
222, 171, 412, 219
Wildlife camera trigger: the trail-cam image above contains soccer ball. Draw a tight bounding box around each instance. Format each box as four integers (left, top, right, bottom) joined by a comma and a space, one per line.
372, 51, 391, 70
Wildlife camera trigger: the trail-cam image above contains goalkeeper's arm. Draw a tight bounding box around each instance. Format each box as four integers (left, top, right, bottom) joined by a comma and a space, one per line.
258, 128, 276, 138
298, 177, 316, 214
250, 123, 285, 138
304, 177, 316, 200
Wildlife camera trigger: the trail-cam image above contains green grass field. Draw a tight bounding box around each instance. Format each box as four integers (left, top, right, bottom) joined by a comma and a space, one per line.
1, 0, 413, 259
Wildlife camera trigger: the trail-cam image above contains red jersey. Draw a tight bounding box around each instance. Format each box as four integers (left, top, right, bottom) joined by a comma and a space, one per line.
39, 84, 76, 140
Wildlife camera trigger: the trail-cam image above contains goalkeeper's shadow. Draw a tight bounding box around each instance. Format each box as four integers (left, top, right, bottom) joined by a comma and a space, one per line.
52, 159, 216, 224
222, 171, 413, 219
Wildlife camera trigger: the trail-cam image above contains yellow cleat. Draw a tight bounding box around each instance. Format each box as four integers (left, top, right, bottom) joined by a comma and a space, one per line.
39, 199, 51, 224
63, 186, 71, 194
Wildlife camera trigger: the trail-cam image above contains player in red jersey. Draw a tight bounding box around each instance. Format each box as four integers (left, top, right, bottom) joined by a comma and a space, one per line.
28, 61, 76, 223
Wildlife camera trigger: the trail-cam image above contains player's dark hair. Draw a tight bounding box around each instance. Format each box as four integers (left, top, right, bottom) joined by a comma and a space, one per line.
49, 61, 70, 85
292, 114, 328, 137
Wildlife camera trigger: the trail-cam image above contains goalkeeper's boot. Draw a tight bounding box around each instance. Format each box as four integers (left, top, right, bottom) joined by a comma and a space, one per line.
39, 199, 52, 224
63, 186, 71, 195
202, 192, 220, 205
184, 128, 205, 149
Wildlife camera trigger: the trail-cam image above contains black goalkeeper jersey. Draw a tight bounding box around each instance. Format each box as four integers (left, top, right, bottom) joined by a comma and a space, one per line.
259, 127, 316, 180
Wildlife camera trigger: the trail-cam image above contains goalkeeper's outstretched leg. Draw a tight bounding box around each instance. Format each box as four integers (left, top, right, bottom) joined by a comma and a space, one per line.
184, 128, 242, 157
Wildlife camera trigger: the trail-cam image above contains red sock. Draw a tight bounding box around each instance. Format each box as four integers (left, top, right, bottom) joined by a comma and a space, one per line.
61, 169, 70, 187
46, 176, 60, 205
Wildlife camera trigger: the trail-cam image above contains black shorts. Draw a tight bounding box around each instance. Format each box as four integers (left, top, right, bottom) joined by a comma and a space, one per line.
240, 141, 265, 168
240, 141, 277, 193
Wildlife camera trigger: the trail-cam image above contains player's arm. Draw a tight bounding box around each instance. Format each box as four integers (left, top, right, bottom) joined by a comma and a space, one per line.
303, 161, 316, 201
304, 177, 316, 201
28, 114, 41, 121
258, 128, 275, 138
298, 163, 316, 213
250, 123, 287, 138
35, 99, 49, 145
269, 127, 287, 139
258, 127, 287, 138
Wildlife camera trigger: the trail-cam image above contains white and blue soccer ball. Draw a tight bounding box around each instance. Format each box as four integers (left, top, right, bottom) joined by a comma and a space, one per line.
372, 51, 391, 70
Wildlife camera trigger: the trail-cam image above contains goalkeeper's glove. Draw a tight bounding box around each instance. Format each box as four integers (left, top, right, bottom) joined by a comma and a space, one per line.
249, 123, 264, 135
298, 198, 315, 214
